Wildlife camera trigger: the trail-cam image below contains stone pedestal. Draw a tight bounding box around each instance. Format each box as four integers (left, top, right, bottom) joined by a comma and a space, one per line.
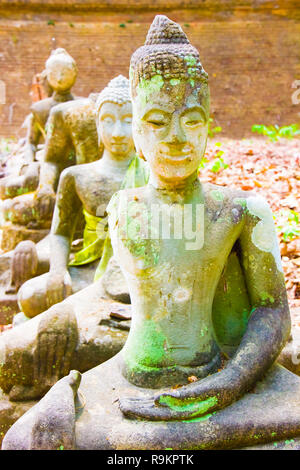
0, 282, 130, 446
0, 293, 18, 324
1, 223, 49, 252
278, 327, 300, 377
71, 358, 300, 450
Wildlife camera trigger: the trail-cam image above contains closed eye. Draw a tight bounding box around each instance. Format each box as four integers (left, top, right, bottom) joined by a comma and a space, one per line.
185, 120, 201, 126
101, 116, 114, 124
147, 120, 166, 128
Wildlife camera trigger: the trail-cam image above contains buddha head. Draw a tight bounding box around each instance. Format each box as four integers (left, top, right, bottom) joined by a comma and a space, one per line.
45, 48, 77, 93
95, 75, 135, 160
130, 15, 209, 185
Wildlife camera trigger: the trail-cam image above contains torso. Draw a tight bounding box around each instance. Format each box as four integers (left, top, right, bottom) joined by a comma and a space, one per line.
63, 99, 99, 165
109, 179, 249, 386
72, 160, 132, 216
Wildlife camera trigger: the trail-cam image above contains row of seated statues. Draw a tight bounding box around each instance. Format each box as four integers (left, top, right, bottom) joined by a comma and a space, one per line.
0, 15, 299, 450
0, 48, 77, 221
0, 48, 101, 321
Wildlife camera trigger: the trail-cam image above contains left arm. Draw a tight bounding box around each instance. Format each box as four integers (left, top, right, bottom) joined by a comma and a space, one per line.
119, 196, 291, 420
225, 195, 290, 390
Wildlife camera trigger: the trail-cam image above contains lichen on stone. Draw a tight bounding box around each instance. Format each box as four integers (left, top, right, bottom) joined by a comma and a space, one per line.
246, 195, 283, 272
137, 74, 164, 108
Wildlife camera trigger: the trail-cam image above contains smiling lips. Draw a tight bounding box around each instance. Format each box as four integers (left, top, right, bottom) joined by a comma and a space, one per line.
159, 144, 193, 163
111, 142, 127, 147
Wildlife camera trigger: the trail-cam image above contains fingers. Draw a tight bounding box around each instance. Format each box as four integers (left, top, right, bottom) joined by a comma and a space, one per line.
11, 242, 38, 289
60, 326, 77, 378
46, 332, 58, 381
63, 278, 72, 299
46, 270, 73, 309
40, 198, 50, 220
119, 394, 216, 422
46, 282, 64, 309
119, 397, 175, 421
20, 253, 29, 285
11, 252, 21, 289
54, 335, 67, 382
35, 330, 49, 381
38, 194, 55, 221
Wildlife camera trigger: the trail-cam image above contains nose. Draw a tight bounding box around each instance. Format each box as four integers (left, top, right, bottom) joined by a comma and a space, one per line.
112, 120, 125, 140
165, 113, 187, 145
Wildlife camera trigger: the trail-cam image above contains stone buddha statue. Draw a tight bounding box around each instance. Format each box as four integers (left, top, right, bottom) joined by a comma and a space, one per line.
3, 16, 300, 450
0, 77, 144, 442
1, 93, 100, 298
0, 92, 100, 324
0, 48, 77, 201
16, 75, 137, 319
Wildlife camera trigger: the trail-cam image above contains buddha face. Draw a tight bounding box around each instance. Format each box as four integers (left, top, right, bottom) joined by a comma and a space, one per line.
46, 60, 77, 92
133, 79, 209, 183
98, 101, 134, 159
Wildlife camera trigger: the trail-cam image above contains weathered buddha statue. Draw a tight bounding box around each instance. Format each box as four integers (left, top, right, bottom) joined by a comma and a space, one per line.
1, 93, 100, 300
3, 16, 300, 451
6, 91, 100, 233
0, 76, 143, 442
16, 75, 137, 319
0, 48, 77, 201
0, 92, 100, 324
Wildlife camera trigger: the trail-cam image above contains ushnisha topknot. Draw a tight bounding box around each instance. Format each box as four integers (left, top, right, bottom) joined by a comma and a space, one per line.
96, 75, 131, 115
130, 15, 208, 92
45, 48, 77, 71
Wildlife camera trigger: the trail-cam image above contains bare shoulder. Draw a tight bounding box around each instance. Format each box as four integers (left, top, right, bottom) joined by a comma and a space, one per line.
31, 97, 53, 115
61, 98, 94, 120
64, 160, 99, 179
203, 182, 268, 210
107, 186, 148, 215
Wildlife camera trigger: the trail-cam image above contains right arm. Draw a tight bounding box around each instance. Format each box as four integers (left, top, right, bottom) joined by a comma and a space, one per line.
51, 168, 81, 271
24, 113, 40, 162
39, 107, 70, 192
36, 107, 71, 220
46, 168, 82, 304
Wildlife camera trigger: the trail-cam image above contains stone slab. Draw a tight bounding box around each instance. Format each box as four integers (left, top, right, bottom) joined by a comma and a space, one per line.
73, 358, 300, 450
0, 223, 49, 252
0, 293, 18, 324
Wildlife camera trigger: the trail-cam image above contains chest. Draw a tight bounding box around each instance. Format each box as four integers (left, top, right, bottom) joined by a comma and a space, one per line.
112, 200, 242, 278
76, 173, 122, 215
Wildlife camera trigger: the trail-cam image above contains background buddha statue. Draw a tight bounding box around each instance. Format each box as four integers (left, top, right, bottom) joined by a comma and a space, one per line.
0, 92, 100, 324
0, 48, 77, 202
4, 15, 299, 451
0, 76, 145, 442
16, 75, 137, 320
2, 93, 100, 295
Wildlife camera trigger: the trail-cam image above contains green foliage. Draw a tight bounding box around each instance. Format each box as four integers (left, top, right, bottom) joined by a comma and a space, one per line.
198, 143, 229, 174
119, 23, 126, 28
47, 19, 56, 26
210, 150, 229, 173
198, 157, 208, 170
0, 138, 14, 155
251, 124, 300, 142
275, 209, 300, 242
208, 117, 222, 138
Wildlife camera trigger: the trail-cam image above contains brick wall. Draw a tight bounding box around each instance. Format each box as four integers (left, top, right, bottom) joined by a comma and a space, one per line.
0, 1, 300, 137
